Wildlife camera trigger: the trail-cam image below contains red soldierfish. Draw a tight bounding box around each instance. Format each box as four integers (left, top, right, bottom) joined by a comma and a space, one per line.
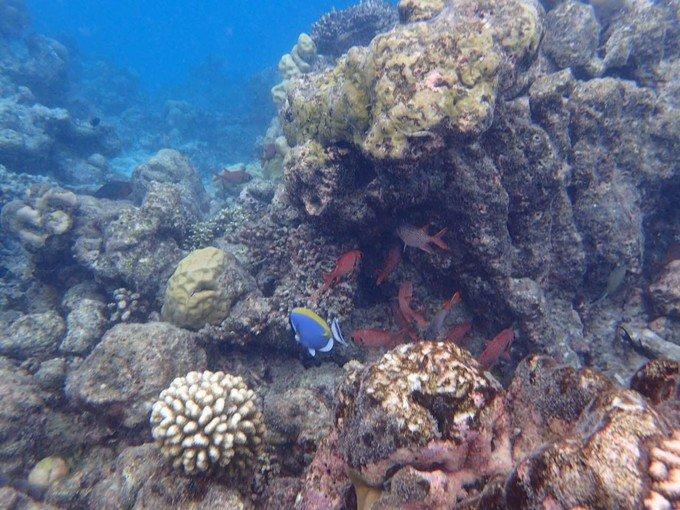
319, 250, 363, 294
397, 224, 449, 255
352, 328, 402, 348
429, 291, 462, 339
444, 322, 471, 345
393, 302, 419, 342
375, 246, 402, 286
398, 281, 428, 329
478, 328, 515, 369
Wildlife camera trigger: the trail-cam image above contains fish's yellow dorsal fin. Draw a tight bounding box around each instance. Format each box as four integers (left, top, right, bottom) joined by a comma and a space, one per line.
291, 307, 331, 335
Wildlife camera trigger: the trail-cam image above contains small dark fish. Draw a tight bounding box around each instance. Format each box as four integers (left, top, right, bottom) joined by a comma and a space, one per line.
90, 117, 101, 127
618, 325, 655, 359
94, 180, 133, 200
593, 264, 627, 303
214, 169, 253, 188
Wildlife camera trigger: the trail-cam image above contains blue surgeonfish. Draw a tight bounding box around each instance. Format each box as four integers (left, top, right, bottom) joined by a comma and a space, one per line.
288, 307, 347, 357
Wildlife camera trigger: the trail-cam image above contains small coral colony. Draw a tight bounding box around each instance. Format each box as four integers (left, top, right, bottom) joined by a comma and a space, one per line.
1, 0, 679, 508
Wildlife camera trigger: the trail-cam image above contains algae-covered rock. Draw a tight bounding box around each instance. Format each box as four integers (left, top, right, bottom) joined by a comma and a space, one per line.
28, 456, 70, 491
282, 0, 543, 160
161, 247, 257, 331
131, 148, 208, 217
0, 310, 66, 360
65, 322, 207, 428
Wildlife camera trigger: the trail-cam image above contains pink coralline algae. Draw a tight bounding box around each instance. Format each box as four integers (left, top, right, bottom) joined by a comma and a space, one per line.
295, 347, 680, 509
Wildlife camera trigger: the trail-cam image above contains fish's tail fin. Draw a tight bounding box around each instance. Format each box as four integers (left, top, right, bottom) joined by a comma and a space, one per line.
331, 318, 348, 346
430, 228, 449, 251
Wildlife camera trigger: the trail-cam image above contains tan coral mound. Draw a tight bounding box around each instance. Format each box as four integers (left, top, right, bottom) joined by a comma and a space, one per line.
150, 370, 264, 475
1, 186, 77, 251
161, 247, 256, 330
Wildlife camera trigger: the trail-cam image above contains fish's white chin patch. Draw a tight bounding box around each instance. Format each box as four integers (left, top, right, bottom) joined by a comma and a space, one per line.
308, 348, 316, 356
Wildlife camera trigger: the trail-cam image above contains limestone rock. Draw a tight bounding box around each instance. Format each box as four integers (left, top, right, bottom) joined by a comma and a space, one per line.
65, 322, 207, 428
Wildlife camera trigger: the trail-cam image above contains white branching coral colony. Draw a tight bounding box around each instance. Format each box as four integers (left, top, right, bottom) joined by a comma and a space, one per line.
150, 370, 264, 475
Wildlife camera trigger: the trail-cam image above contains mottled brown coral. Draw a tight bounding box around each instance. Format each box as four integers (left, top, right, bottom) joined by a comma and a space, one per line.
505, 389, 674, 508
335, 341, 511, 500
631, 358, 680, 406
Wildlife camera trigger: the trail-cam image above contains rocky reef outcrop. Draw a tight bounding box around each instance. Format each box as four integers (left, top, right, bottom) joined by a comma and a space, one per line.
296, 345, 679, 509
275, 0, 680, 374
65, 322, 207, 428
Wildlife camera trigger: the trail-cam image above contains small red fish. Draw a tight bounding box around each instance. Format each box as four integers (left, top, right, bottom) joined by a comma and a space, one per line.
375, 246, 402, 286
393, 303, 419, 342
444, 321, 471, 345
430, 291, 462, 338
478, 328, 515, 369
398, 281, 428, 329
397, 224, 449, 255
319, 250, 363, 294
352, 328, 402, 348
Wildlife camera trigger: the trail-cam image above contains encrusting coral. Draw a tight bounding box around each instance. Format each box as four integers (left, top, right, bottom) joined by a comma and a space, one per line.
335, 341, 511, 504
282, 0, 542, 160
150, 370, 265, 476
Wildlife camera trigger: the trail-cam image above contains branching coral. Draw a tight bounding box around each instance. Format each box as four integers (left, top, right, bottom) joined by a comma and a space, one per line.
311, 0, 398, 58
150, 370, 264, 475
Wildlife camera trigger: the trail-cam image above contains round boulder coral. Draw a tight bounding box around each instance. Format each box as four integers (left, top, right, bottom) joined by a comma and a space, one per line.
161, 247, 257, 330
150, 370, 264, 475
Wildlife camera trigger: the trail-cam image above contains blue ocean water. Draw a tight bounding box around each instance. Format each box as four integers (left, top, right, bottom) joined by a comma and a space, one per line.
27, 0, 358, 92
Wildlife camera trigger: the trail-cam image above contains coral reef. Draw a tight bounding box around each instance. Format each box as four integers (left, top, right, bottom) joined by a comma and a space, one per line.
0, 0, 678, 506
276, 0, 680, 373
271, 34, 318, 107
295, 348, 680, 509
282, 0, 542, 160
311, 0, 398, 58
150, 370, 265, 475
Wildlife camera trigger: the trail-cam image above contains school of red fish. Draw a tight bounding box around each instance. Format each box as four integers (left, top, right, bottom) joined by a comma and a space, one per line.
313, 224, 515, 369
